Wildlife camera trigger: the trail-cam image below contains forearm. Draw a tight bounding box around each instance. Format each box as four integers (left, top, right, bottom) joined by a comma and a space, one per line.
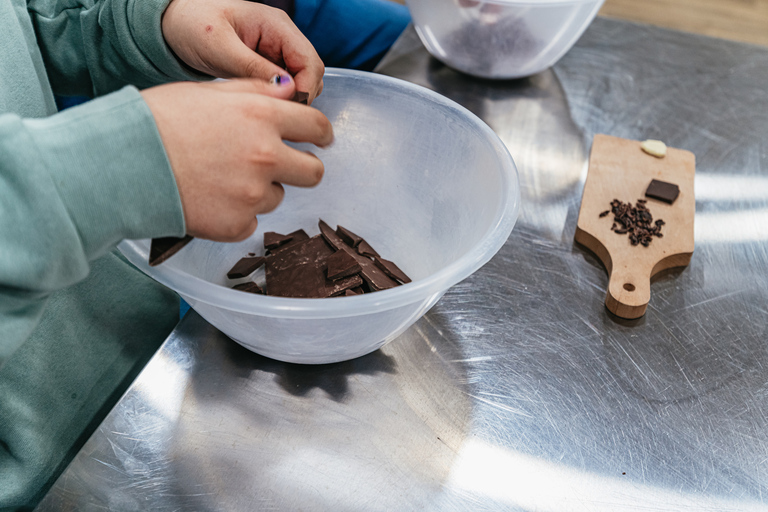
0, 86, 185, 364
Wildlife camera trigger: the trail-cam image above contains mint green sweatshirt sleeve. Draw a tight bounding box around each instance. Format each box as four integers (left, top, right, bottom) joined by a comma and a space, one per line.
0, 86, 186, 364
27, 0, 207, 96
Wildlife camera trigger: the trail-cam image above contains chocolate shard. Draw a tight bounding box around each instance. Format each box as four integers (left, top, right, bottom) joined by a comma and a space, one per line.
264, 231, 294, 250
318, 220, 398, 291
645, 179, 680, 204
149, 235, 194, 266
226, 256, 266, 279
328, 275, 364, 296
268, 229, 310, 254
336, 225, 364, 248
357, 240, 380, 259
326, 250, 362, 281
292, 91, 309, 105
232, 281, 264, 294
344, 288, 361, 296
373, 257, 411, 284
265, 235, 362, 298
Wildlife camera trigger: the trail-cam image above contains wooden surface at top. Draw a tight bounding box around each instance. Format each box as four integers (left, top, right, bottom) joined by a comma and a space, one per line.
599, 0, 768, 47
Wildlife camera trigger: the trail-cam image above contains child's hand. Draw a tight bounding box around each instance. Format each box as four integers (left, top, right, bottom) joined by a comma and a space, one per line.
162, 0, 324, 103
141, 78, 334, 242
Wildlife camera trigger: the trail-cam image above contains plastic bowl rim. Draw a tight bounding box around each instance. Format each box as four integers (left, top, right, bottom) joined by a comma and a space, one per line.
119, 68, 521, 319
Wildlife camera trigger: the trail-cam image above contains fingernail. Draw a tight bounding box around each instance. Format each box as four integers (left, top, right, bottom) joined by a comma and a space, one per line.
269, 74, 292, 86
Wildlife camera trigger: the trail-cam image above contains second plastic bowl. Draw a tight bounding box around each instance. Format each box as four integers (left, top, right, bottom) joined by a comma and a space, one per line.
406, 0, 605, 79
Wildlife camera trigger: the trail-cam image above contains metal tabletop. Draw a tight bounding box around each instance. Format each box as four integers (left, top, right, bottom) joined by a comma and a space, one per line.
37, 18, 768, 511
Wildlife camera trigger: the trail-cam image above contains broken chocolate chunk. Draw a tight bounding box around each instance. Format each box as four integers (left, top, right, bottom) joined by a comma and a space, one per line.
265, 235, 332, 297
268, 229, 310, 254
356, 240, 380, 259
318, 220, 398, 291
264, 231, 295, 250
149, 235, 194, 267
226, 220, 409, 298
373, 257, 411, 284
292, 91, 309, 104
227, 256, 266, 279
265, 235, 363, 298
326, 249, 362, 281
645, 179, 680, 204
232, 281, 264, 294
336, 225, 364, 248
327, 275, 364, 296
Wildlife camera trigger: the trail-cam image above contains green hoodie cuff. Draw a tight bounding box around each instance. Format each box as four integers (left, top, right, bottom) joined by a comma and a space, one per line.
22, 86, 186, 260
129, 0, 211, 82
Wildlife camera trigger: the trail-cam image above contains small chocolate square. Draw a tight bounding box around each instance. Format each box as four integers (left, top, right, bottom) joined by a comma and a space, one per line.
318, 220, 398, 291
232, 281, 264, 294
227, 256, 266, 279
292, 91, 309, 105
326, 250, 362, 281
268, 229, 310, 254
149, 235, 194, 266
357, 240, 380, 259
645, 179, 680, 204
264, 231, 294, 250
336, 225, 364, 248
373, 257, 411, 284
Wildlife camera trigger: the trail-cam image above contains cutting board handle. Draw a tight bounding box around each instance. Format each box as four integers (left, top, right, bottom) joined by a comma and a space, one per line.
605, 261, 653, 319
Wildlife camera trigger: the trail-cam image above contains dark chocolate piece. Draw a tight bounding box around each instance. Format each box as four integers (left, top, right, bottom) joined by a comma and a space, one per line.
264, 231, 294, 250
227, 256, 266, 279
265, 235, 332, 297
326, 250, 362, 281
327, 275, 364, 296
373, 257, 411, 284
336, 225, 364, 248
344, 288, 361, 296
318, 220, 398, 291
149, 235, 194, 266
232, 281, 264, 294
291, 91, 309, 104
356, 240, 380, 259
268, 229, 310, 254
645, 179, 680, 204
265, 235, 362, 298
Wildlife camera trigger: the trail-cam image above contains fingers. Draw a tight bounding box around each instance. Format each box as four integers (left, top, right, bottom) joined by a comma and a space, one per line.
209, 80, 334, 147
269, 148, 325, 188
272, 103, 334, 147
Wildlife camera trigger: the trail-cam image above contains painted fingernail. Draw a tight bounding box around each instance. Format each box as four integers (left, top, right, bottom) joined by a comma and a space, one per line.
269, 74, 292, 86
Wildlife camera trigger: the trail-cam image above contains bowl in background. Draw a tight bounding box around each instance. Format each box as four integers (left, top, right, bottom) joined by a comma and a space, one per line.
406, 0, 605, 79
119, 68, 520, 364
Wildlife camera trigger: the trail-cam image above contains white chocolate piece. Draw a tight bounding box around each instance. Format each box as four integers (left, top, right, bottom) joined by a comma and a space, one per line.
640, 139, 667, 158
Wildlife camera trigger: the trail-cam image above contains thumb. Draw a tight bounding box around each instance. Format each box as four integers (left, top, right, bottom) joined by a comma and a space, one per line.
209, 75, 297, 101
217, 28, 290, 80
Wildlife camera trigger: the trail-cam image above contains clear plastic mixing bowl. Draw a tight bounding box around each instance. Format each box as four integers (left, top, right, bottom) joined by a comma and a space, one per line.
406, 0, 605, 79
119, 68, 520, 364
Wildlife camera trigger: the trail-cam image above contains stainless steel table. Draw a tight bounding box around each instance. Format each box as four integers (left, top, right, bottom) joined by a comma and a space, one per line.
37, 18, 768, 511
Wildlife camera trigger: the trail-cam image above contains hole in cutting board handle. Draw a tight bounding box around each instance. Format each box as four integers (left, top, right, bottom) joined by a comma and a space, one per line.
623, 283, 636, 292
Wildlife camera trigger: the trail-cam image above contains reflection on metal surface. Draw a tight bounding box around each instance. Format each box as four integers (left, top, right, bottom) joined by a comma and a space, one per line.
38, 18, 768, 511
447, 438, 766, 511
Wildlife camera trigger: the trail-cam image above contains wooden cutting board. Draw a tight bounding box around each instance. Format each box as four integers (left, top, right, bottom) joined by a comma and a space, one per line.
574, 134, 695, 319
